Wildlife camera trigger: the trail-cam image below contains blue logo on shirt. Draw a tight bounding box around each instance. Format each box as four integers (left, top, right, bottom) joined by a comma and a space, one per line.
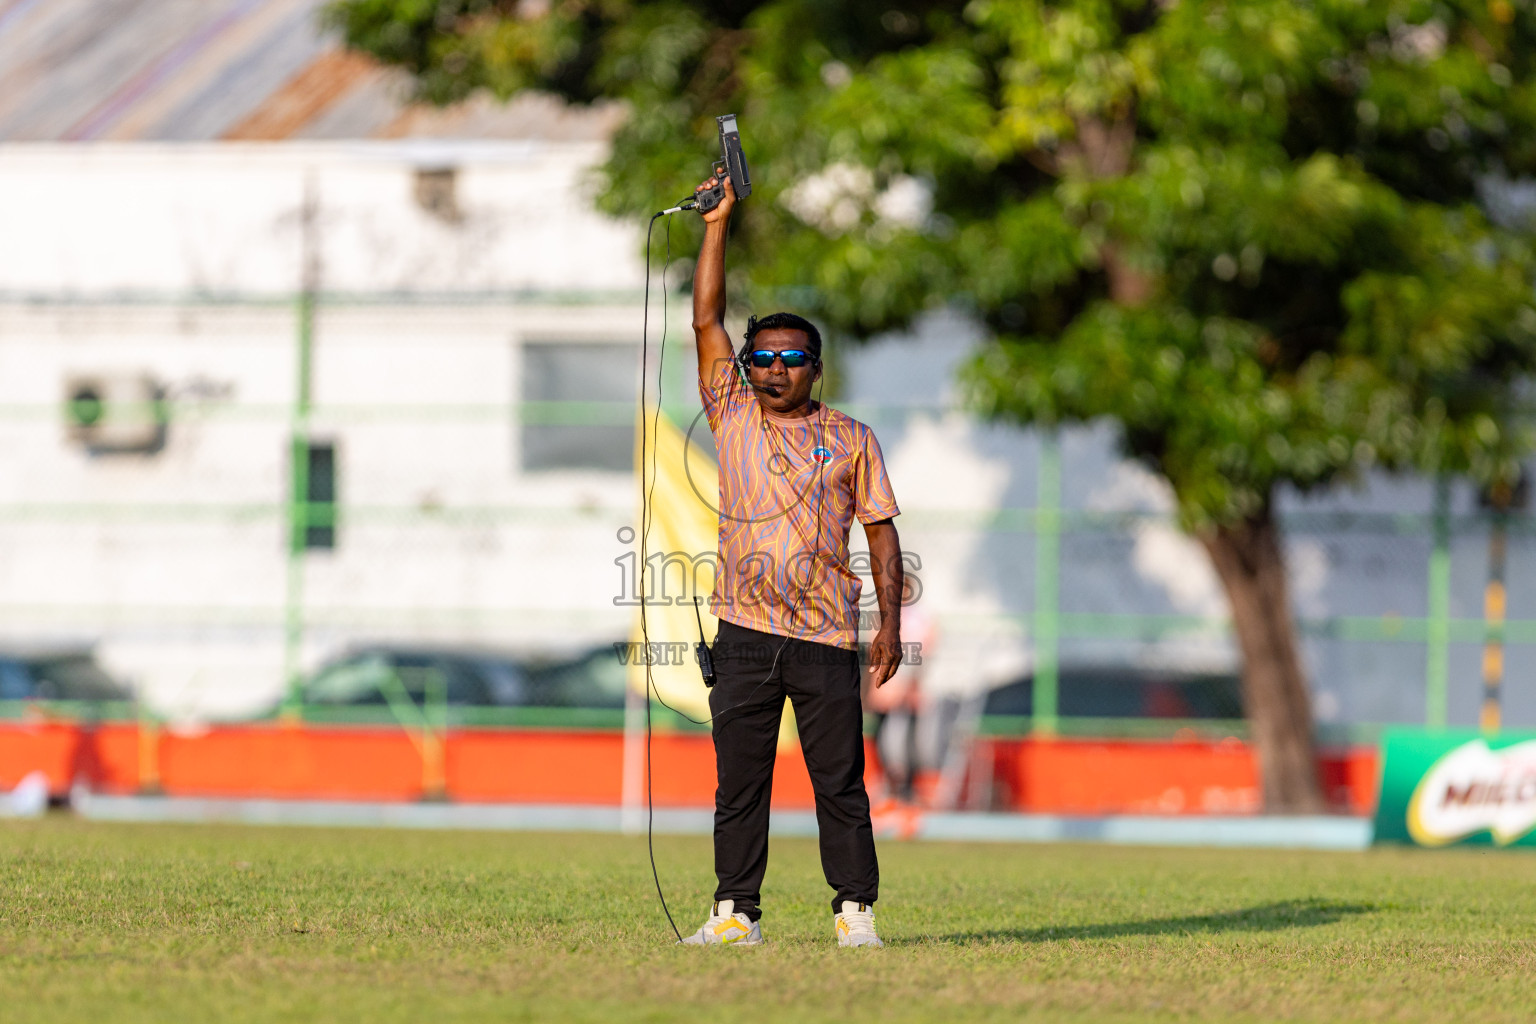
811, 446, 834, 464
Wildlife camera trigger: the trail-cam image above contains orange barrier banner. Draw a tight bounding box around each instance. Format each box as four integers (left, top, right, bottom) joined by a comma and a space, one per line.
0, 721, 1376, 815
986, 736, 1261, 815
0, 721, 84, 794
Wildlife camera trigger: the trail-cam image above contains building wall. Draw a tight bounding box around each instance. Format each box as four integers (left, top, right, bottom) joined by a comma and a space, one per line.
0, 143, 649, 717
0, 297, 646, 717
0, 141, 640, 296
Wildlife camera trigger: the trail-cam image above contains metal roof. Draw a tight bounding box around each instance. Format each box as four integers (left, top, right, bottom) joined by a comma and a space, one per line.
0, 0, 620, 141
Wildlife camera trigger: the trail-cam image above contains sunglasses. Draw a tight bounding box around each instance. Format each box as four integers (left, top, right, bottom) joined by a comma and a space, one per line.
747, 349, 815, 369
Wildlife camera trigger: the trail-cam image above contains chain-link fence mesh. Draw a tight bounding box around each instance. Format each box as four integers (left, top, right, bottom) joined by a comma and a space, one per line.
1, 296, 1531, 741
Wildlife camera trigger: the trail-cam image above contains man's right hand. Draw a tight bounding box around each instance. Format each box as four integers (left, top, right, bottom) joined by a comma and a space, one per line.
696, 171, 736, 224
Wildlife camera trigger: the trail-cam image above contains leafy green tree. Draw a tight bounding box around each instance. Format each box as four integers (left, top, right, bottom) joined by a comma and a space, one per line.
330, 0, 1536, 810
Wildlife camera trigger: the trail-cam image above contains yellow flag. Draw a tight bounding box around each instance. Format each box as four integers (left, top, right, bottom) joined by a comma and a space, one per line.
630, 406, 798, 747
629, 407, 719, 720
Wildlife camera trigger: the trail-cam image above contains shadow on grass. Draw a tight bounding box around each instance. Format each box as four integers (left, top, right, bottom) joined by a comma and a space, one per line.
932, 898, 1376, 945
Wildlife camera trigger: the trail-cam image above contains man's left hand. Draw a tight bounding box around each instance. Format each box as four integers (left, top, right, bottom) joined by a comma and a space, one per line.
867, 627, 902, 689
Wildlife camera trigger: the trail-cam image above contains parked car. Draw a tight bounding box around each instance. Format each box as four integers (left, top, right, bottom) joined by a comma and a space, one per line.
298, 645, 628, 713
981, 665, 1243, 721
0, 650, 133, 713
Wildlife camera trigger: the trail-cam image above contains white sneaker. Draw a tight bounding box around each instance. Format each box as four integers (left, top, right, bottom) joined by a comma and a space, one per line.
834, 901, 883, 948
679, 900, 763, 946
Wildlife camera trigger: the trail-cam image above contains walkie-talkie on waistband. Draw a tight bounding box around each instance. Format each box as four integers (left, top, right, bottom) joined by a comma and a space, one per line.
692, 597, 717, 688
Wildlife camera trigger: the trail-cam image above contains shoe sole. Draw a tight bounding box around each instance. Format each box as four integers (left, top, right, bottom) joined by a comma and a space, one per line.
679, 939, 765, 947
679, 933, 765, 947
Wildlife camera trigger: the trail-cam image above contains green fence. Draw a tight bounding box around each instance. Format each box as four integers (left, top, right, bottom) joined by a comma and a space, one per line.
2, 293, 1533, 738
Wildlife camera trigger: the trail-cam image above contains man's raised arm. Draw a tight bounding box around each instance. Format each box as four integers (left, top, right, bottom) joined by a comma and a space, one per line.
691, 173, 738, 382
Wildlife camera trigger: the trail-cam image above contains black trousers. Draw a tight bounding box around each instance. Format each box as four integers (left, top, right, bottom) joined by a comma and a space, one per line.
708, 619, 879, 920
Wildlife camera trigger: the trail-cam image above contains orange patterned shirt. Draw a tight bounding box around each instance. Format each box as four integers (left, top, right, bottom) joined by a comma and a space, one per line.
700, 359, 900, 649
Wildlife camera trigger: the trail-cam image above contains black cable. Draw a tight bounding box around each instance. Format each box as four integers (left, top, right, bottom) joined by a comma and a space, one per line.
638, 210, 683, 943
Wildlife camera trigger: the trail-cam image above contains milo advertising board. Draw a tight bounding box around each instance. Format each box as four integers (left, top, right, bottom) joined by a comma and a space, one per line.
1375, 729, 1536, 848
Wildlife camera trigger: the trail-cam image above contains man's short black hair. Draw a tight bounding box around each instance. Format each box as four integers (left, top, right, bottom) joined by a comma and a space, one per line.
744, 312, 822, 363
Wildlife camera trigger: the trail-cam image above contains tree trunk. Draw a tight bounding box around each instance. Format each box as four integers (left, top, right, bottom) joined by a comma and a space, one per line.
1066, 104, 1319, 810
1199, 501, 1326, 813
1065, 110, 1154, 307
1101, 244, 1155, 307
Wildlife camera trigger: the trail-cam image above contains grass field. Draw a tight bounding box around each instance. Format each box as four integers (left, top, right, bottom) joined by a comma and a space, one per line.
2, 817, 1535, 1023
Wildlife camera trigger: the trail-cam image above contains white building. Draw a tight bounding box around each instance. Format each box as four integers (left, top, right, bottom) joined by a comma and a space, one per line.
0, 141, 653, 716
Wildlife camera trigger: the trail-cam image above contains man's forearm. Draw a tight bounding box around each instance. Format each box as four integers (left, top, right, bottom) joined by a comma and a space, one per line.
866, 522, 904, 636
692, 221, 728, 333
689, 173, 737, 376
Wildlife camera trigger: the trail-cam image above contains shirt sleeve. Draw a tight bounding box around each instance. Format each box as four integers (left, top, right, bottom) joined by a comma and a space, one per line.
854, 424, 901, 525
699, 355, 752, 434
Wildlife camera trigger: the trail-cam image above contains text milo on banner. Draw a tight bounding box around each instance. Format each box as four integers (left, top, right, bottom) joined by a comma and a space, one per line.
1375, 729, 1536, 848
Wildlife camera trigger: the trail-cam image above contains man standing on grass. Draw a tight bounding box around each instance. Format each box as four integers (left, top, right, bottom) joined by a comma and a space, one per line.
680, 171, 905, 949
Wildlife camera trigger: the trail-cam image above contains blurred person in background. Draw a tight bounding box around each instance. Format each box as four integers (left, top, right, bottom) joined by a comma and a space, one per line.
865, 604, 933, 808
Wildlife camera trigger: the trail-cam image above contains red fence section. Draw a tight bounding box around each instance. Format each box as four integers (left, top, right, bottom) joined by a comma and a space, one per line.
975, 736, 1375, 815
0, 721, 1376, 815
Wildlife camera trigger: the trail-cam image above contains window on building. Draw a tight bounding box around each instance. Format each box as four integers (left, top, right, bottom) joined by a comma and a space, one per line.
291, 439, 336, 551
521, 341, 636, 472
413, 166, 462, 223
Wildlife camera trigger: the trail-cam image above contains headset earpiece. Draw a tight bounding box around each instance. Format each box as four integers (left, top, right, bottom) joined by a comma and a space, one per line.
738, 316, 759, 382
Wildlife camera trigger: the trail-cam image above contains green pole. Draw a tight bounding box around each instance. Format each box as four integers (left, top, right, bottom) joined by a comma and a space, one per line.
281, 178, 318, 721
281, 430, 309, 721
1425, 475, 1451, 729
1033, 430, 1061, 736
